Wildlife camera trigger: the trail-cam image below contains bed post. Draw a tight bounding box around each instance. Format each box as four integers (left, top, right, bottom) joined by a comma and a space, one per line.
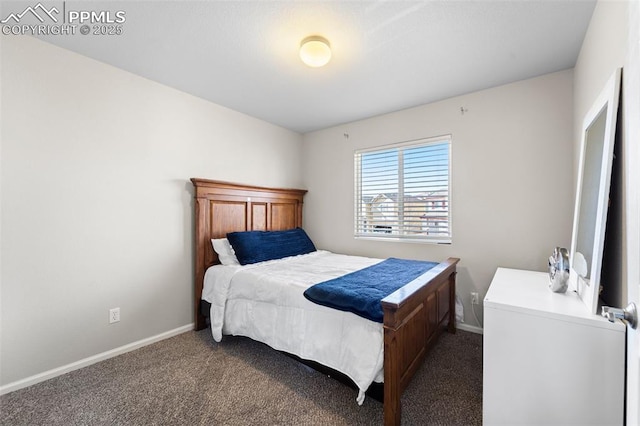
383, 325, 402, 426
448, 271, 457, 334
193, 194, 208, 331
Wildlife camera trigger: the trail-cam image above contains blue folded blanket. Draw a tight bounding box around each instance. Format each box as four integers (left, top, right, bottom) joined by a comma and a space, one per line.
303, 258, 438, 323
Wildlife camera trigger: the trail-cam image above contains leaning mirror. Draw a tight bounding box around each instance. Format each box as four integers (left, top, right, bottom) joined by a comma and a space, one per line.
569, 68, 621, 314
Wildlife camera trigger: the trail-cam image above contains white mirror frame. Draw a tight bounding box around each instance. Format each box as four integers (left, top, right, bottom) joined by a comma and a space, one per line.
569, 68, 621, 314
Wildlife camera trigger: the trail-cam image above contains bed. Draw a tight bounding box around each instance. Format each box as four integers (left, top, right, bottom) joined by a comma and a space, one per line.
191, 178, 459, 425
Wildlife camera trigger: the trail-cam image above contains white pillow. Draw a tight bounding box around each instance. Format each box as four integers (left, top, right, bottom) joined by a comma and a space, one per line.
211, 238, 240, 266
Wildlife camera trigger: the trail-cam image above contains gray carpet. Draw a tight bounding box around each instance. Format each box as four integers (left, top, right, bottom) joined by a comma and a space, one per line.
0, 329, 482, 425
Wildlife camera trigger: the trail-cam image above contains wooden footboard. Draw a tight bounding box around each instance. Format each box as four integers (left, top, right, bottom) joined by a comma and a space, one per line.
381, 257, 459, 426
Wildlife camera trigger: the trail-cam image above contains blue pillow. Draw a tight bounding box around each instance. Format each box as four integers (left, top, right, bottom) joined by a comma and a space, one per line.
226, 228, 317, 265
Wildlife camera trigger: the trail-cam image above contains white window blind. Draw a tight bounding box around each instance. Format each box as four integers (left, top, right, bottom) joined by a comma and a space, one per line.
354, 136, 451, 243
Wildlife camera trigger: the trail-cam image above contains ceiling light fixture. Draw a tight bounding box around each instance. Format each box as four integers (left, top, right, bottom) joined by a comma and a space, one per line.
299, 36, 332, 68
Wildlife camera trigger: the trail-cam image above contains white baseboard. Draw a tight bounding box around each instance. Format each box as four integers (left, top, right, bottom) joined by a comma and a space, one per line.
456, 322, 484, 334
0, 324, 194, 396
2, 321, 479, 395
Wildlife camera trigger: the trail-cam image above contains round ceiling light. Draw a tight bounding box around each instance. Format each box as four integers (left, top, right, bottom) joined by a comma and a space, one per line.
299, 36, 332, 68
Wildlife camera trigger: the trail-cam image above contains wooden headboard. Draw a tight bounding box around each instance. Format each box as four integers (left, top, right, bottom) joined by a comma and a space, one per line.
190, 178, 307, 330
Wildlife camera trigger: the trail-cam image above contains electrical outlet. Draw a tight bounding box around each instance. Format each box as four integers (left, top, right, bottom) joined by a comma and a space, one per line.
471, 292, 479, 305
109, 307, 120, 324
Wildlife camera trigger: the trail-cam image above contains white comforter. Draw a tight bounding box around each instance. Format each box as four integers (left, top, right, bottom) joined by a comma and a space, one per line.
202, 250, 385, 404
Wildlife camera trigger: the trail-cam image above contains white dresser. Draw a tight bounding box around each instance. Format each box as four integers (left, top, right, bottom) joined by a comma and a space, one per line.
483, 268, 625, 425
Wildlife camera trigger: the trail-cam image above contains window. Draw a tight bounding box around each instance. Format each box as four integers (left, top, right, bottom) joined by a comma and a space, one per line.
354, 136, 451, 243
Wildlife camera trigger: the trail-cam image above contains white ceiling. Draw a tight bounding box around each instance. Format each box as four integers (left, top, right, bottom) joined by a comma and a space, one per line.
31, 0, 596, 133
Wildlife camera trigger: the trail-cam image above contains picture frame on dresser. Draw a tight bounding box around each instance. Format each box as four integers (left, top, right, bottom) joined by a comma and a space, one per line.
569, 68, 621, 314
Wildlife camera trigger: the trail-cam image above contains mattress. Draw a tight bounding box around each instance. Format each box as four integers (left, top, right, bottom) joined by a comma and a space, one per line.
202, 250, 385, 404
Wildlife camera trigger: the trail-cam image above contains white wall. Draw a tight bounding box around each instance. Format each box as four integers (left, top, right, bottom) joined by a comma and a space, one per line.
573, 2, 639, 422
301, 70, 575, 328
622, 3, 640, 424
574, 0, 628, 154
573, 1, 628, 307
0, 36, 302, 387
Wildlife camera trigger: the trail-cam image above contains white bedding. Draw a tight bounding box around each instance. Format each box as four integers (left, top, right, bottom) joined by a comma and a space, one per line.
202, 250, 385, 404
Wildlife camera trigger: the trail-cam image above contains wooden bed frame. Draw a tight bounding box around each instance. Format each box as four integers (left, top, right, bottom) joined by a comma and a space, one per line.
191, 178, 459, 426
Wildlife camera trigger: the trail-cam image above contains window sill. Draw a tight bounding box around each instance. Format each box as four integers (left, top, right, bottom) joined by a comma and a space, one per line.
354, 235, 452, 245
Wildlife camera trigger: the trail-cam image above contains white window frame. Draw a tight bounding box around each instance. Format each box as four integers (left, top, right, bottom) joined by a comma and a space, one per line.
354, 135, 452, 244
